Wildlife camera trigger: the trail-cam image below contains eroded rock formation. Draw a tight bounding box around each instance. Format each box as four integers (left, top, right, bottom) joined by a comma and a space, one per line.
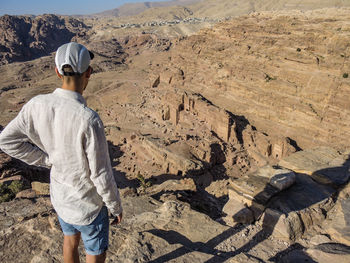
0, 5, 350, 263
0, 14, 88, 64
153, 8, 350, 151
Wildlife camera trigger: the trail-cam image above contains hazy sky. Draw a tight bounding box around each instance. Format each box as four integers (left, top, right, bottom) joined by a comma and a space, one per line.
0, 0, 165, 16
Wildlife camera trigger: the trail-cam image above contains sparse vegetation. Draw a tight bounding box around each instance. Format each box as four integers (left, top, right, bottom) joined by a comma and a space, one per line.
296, 48, 301, 52
0, 181, 25, 203
264, 73, 276, 82
8, 180, 24, 195
343, 73, 348, 78
137, 172, 152, 189
0, 183, 14, 203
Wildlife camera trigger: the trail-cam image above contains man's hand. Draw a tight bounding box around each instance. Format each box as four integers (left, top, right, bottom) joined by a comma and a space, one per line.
111, 213, 122, 225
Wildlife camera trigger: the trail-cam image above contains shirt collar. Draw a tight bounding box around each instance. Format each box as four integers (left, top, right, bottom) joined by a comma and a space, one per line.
53, 88, 87, 106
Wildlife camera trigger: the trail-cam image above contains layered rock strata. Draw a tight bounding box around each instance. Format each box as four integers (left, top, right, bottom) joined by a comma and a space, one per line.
223, 146, 350, 242
154, 9, 350, 151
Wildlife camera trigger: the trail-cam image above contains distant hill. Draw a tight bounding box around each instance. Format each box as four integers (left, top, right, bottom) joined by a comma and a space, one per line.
134, 6, 194, 21
0, 14, 88, 64
93, 0, 202, 17
92, 0, 350, 19
190, 0, 350, 18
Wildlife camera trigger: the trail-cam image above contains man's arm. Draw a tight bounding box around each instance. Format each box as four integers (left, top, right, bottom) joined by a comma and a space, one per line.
0, 105, 51, 168
84, 116, 123, 220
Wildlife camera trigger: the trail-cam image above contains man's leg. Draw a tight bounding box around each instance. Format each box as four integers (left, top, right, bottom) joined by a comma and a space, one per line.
79, 207, 109, 263
63, 233, 81, 263
86, 251, 106, 263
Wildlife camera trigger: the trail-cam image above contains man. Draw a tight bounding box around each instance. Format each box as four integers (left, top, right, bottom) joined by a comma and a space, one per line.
0, 42, 122, 263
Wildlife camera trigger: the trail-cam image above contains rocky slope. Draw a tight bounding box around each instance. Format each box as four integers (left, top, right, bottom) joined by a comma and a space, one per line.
82, 0, 350, 41
190, 0, 350, 18
0, 14, 88, 64
92, 0, 350, 19
153, 8, 350, 150
0, 3, 350, 263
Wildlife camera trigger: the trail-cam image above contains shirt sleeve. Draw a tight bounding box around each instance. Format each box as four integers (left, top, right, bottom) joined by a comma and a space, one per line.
0, 104, 51, 168
84, 116, 123, 216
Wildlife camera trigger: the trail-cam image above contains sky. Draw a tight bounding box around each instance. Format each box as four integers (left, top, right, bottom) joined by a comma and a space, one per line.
0, 0, 165, 16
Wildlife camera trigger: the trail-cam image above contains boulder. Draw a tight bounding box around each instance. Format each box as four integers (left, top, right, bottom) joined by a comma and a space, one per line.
261, 208, 303, 241
268, 173, 335, 215
279, 147, 350, 187
222, 198, 254, 225
266, 173, 335, 239
31, 182, 50, 196
228, 165, 296, 207
254, 165, 296, 191
229, 175, 279, 205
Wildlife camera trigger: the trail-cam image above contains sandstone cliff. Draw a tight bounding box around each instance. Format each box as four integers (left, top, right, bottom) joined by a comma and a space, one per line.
0, 3, 350, 263
0, 14, 88, 64
154, 8, 350, 150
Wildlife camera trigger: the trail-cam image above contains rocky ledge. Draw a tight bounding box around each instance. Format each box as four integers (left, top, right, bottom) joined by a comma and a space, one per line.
0, 145, 349, 263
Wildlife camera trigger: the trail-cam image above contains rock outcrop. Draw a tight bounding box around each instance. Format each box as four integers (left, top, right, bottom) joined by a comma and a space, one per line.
0, 14, 88, 64
0, 4, 350, 263
154, 8, 350, 151
223, 146, 350, 243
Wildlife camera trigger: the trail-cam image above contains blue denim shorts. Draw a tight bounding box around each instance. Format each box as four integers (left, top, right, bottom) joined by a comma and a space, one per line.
58, 206, 109, 256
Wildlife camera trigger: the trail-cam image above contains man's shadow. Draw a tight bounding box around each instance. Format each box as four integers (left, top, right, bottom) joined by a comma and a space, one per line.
145, 157, 350, 262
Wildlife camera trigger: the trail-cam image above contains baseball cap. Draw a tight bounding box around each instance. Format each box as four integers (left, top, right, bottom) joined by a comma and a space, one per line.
55, 42, 94, 76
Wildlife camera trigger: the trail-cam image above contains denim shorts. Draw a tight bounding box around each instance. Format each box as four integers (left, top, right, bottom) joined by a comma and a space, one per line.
58, 206, 109, 255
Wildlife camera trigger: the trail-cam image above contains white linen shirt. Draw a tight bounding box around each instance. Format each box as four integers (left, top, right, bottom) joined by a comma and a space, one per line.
0, 88, 122, 225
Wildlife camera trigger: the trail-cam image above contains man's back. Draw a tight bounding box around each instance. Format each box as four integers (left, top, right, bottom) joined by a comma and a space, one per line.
0, 88, 122, 225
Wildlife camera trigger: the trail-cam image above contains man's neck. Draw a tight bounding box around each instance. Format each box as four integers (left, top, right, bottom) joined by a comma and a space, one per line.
61, 83, 83, 95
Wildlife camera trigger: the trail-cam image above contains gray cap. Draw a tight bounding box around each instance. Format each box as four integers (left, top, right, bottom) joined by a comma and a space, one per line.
55, 42, 94, 76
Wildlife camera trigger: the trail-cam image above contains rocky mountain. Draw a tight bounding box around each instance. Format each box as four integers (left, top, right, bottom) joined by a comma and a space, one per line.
0, 14, 88, 64
152, 8, 350, 151
93, 0, 202, 17
0, 1, 350, 263
190, 0, 350, 18
93, 0, 350, 19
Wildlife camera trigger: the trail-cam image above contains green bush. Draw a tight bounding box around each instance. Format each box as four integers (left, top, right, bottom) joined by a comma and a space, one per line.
343, 73, 349, 78
0, 181, 25, 203
0, 183, 7, 195
0, 183, 14, 203
0, 193, 13, 203
137, 172, 152, 189
8, 181, 24, 195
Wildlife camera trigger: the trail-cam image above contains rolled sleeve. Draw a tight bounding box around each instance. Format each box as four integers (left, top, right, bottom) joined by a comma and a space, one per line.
84, 116, 122, 216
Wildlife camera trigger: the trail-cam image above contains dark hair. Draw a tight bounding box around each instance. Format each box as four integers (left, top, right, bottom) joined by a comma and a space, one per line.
61, 65, 83, 85
62, 65, 82, 76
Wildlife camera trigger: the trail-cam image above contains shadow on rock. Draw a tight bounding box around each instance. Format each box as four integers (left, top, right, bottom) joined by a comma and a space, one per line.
149, 142, 229, 220
146, 155, 350, 262
107, 141, 139, 189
